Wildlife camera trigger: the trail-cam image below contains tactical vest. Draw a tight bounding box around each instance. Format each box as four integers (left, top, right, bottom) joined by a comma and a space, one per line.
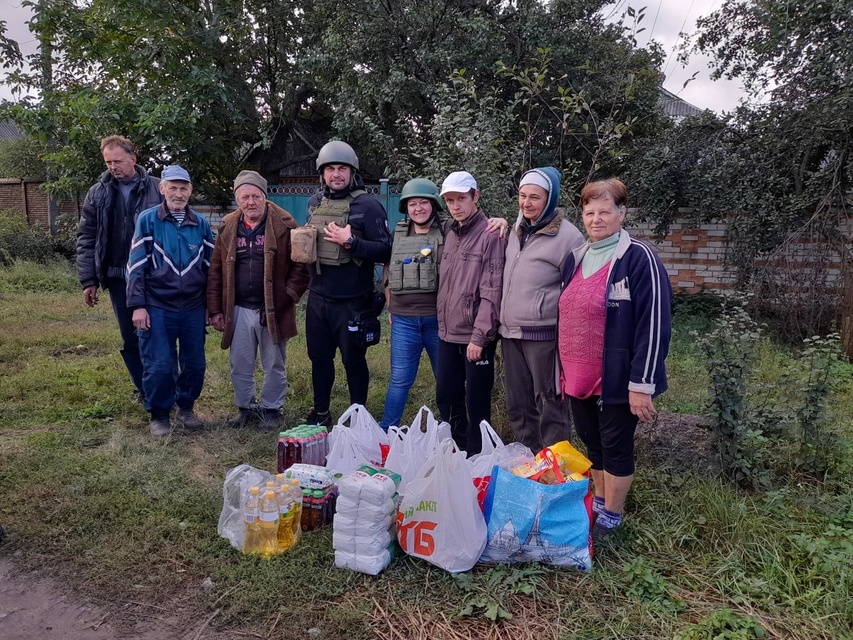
388, 219, 444, 295
308, 189, 366, 266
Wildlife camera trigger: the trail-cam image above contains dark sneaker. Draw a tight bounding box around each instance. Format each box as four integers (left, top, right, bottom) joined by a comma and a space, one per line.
591, 522, 618, 545
175, 407, 204, 431
259, 409, 282, 431
225, 408, 258, 429
305, 409, 332, 428
149, 416, 172, 438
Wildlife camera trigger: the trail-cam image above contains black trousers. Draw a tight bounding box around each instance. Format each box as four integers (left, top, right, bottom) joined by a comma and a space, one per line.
436, 339, 496, 456
306, 292, 371, 413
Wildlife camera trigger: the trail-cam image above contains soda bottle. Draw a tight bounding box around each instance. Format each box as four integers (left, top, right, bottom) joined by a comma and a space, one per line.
311, 489, 325, 530
277, 433, 287, 473
277, 484, 295, 551
300, 488, 313, 531
243, 486, 261, 554
258, 490, 281, 558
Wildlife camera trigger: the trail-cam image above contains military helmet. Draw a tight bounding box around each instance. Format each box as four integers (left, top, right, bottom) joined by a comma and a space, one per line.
316, 140, 359, 171
399, 178, 443, 214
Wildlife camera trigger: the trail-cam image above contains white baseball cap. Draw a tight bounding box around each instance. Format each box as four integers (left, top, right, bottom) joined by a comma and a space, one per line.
440, 171, 478, 196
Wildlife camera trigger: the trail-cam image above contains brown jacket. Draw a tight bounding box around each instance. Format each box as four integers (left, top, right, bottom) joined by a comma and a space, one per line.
207, 201, 310, 348
436, 209, 506, 347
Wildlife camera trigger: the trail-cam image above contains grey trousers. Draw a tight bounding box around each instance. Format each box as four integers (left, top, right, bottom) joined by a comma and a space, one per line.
502, 337, 571, 452
230, 305, 288, 410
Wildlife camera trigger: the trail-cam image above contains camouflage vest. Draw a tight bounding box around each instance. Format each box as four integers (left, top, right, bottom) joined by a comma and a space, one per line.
308, 189, 366, 266
388, 219, 444, 295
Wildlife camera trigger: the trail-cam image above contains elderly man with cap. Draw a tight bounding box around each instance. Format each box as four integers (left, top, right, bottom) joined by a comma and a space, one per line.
435, 171, 506, 456
207, 170, 310, 430
301, 141, 392, 427
499, 167, 584, 452
127, 165, 214, 438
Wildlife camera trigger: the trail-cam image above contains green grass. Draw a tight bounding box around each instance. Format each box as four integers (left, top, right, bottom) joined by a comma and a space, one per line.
1, 261, 852, 640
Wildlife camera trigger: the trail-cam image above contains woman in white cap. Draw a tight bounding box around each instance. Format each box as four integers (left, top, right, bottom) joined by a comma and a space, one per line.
499, 166, 584, 452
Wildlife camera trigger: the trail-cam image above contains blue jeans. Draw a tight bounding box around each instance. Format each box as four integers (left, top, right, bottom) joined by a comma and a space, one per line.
380, 314, 440, 430
137, 306, 206, 418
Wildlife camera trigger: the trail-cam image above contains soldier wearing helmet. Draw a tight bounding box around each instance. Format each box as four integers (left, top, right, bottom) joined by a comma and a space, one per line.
302, 141, 392, 426
379, 178, 508, 431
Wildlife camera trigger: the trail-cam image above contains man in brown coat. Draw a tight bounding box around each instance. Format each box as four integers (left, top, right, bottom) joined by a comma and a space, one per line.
208, 170, 310, 429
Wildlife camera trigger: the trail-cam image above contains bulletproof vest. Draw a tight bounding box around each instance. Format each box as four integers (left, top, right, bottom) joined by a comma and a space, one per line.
309, 189, 365, 266
388, 219, 444, 295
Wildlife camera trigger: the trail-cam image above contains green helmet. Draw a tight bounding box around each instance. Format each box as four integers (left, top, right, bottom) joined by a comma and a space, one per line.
399, 178, 443, 214
316, 140, 359, 171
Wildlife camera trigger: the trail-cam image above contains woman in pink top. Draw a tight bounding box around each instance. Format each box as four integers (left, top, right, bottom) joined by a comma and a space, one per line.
558, 179, 672, 542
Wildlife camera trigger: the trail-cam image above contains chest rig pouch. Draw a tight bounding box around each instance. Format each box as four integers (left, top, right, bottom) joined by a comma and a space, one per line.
308, 189, 366, 268
388, 220, 444, 295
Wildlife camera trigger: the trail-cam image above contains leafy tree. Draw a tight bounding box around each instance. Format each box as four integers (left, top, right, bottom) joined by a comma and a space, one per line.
628, 0, 853, 351
0, 136, 48, 179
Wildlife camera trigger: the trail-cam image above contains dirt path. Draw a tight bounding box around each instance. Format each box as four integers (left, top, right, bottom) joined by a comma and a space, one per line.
0, 556, 228, 640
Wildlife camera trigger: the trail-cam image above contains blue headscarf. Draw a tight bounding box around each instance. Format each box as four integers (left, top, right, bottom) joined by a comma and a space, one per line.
516, 166, 561, 240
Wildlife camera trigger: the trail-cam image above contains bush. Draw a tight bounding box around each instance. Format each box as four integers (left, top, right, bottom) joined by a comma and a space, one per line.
0, 209, 74, 265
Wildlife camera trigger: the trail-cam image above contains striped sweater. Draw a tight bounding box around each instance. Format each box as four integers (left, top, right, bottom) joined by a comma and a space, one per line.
559, 230, 672, 404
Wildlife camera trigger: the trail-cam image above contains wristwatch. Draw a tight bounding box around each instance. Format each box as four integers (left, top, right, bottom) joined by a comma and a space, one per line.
343, 236, 354, 250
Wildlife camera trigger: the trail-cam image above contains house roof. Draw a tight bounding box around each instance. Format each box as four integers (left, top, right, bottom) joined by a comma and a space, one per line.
659, 87, 704, 119
0, 121, 23, 140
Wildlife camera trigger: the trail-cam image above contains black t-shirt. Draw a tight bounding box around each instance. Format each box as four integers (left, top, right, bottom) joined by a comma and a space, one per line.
234, 215, 267, 309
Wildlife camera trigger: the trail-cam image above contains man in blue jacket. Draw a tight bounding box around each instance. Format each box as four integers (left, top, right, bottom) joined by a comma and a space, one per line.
126, 165, 214, 438
76, 136, 162, 407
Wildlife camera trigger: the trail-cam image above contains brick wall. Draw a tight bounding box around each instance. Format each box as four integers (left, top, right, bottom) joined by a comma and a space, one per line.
0, 179, 83, 228
628, 216, 852, 294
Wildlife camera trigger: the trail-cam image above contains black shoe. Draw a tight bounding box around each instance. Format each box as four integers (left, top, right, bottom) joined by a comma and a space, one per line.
591, 522, 618, 544
259, 409, 282, 431
225, 408, 258, 429
175, 407, 204, 430
149, 416, 172, 438
305, 409, 332, 428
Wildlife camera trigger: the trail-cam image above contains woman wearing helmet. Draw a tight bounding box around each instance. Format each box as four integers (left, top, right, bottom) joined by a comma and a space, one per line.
380, 179, 506, 431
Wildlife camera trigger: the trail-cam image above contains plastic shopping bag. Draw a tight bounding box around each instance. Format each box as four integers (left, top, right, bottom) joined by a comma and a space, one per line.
480, 466, 593, 572
383, 425, 421, 495
397, 440, 487, 573
217, 464, 273, 551
326, 404, 389, 475
468, 421, 505, 511
406, 405, 451, 459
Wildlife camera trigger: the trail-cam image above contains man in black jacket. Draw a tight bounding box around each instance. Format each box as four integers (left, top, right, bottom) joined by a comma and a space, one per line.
303, 141, 392, 426
76, 135, 163, 408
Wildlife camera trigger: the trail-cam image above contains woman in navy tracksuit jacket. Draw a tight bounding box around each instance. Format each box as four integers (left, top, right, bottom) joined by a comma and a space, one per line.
557, 178, 671, 541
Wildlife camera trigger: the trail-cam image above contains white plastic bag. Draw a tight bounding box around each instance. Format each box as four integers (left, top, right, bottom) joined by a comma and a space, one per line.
383, 425, 422, 495
326, 404, 389, 474
397, 440, 487, 573
468, 421, 505, 511
407, 406, 452, 458
217, 464, 273, 551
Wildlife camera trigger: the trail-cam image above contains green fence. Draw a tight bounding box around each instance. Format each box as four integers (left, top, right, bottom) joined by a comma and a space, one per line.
267, 178, 403, 227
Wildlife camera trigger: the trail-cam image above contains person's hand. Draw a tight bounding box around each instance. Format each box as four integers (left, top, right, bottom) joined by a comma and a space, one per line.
83, 286, 98, 307
132, 308, 150, 331
387, 312, 393, 327
210, 313, 225, 332
486, 217, 509, 238
323, 221, 353, 245
629, 391, 657, 423
466, 342, 484, 362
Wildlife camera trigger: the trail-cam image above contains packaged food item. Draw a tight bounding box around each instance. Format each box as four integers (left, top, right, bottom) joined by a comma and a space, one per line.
284, 463, 335, 489
546, 440, 592, 474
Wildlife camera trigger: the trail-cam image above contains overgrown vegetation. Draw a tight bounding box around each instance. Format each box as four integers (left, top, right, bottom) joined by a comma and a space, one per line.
0, 209, 74, 266
0, 262, 852, 639
698, 297, 849, 489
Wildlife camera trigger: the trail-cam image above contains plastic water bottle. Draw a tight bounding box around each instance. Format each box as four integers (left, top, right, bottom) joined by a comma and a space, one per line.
243, 486, 261, 554
277, 484, 295, 551
258, 490, 281, 558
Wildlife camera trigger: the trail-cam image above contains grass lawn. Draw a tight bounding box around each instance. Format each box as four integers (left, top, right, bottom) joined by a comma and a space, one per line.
1, 261, 852, 639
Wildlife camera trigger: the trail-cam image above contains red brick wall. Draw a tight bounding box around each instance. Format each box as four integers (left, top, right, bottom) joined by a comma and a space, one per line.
0, 179, 83, 228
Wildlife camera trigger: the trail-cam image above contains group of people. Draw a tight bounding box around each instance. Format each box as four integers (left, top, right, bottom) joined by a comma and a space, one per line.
77, 135, 671, 539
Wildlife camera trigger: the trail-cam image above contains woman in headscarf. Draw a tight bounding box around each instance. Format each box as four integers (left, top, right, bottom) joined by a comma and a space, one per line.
499, 167, 584, 452
558, 178, 671, 541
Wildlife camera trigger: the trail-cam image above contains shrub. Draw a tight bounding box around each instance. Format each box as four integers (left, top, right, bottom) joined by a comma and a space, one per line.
0, 210, 74, 265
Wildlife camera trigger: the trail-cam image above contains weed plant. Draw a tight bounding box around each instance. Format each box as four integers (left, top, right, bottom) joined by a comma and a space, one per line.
1, 264, 852, 639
